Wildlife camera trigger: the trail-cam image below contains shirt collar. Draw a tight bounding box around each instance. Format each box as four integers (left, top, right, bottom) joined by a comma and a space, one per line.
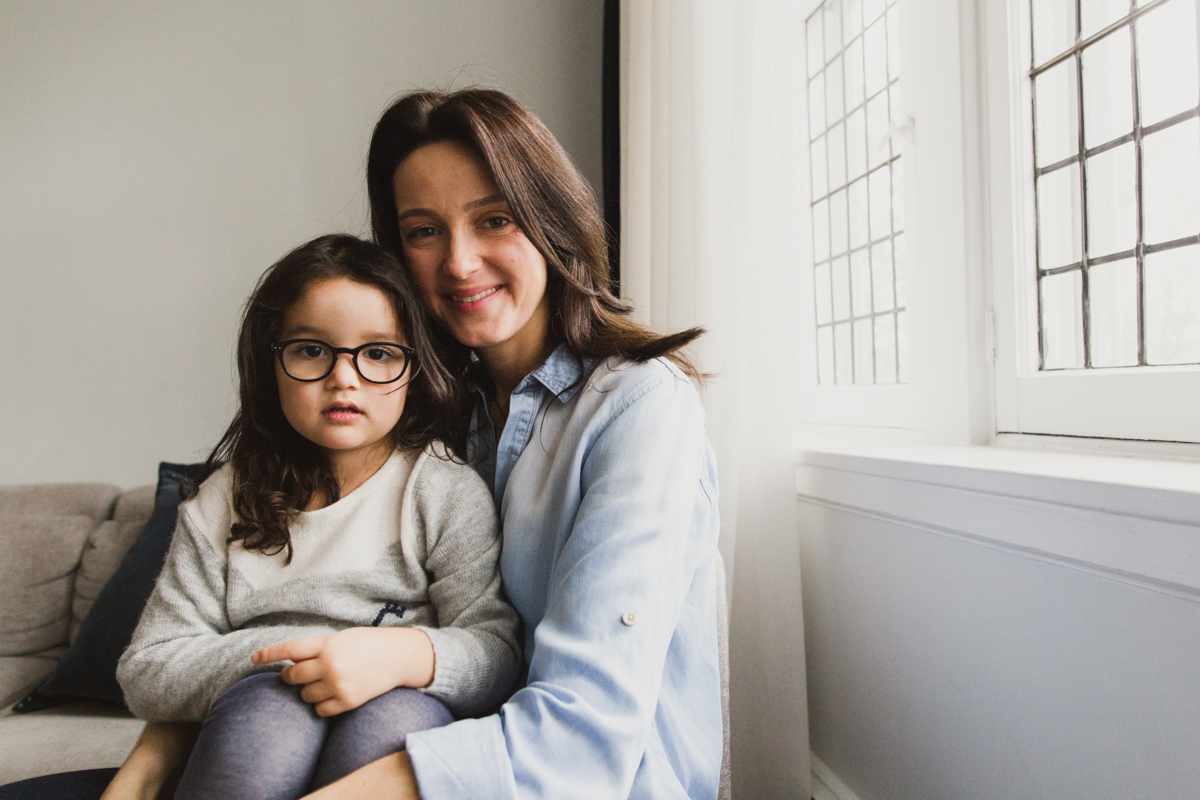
465, 343, 592, 404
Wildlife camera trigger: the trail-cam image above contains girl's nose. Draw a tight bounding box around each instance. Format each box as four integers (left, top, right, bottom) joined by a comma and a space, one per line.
326, 353, 361, 388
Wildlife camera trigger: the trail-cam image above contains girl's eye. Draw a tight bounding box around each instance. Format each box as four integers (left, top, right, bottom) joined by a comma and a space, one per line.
363, 346, 399, 362
298, 344, 328, 359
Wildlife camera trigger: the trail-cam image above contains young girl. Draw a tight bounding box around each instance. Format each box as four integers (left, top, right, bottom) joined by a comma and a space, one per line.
114, 234, 520, 799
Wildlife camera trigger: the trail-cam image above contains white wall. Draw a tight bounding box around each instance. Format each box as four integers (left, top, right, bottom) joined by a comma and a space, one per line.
0, 0, 603, 488
798, 453, 1200, 799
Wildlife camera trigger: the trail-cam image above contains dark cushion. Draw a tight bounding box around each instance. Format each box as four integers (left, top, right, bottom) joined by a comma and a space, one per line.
12, 463, 207, 712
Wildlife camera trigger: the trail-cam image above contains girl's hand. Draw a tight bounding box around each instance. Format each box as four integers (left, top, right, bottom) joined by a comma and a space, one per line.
252, 626, 435, 717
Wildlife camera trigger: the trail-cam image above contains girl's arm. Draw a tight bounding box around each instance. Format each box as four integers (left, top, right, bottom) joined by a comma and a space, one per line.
117, 502, 337, 721
100, 721, 198, 800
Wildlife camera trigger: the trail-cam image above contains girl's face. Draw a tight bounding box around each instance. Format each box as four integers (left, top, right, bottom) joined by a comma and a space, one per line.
275, 277, 409, 469
391, 140, 551, 367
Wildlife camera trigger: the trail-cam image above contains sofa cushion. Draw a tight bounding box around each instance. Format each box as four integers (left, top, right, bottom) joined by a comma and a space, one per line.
0, 484, 120, 523
0, 516, 96, 656
72, 486, 156, 641
0, 701, 144, 785
21, 464, 206, 710
0, 655, 59, 711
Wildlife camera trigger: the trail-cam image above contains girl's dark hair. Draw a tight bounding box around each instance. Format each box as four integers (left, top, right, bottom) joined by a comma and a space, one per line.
366, 88, 705, 382
200, 234, 468, 562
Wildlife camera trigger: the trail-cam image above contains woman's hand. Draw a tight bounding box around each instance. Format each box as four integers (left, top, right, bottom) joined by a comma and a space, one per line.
100, 721, 199, 800
252, 626, 435, 716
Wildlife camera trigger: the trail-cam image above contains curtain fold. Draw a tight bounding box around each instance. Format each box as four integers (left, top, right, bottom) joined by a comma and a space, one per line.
620, 1, 811, 797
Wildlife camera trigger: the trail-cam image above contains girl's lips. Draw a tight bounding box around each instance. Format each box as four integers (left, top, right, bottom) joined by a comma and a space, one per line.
322, 403, 363, 422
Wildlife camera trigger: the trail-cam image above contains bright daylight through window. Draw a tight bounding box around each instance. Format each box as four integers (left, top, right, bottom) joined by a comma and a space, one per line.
806, 0, 907, 386
1032, 0, 1200, 370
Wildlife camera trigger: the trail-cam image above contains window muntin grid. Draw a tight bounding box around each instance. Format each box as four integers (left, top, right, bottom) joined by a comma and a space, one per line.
1031, 0, 1200, 370
807, 0, 908, 386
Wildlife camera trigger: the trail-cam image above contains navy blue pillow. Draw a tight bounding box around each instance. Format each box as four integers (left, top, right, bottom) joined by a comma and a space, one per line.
12, 462, 208, 712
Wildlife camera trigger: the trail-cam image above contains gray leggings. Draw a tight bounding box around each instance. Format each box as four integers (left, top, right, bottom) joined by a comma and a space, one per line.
174, 673, 453, 800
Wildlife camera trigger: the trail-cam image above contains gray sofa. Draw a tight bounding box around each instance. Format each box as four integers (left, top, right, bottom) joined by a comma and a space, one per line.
0, 482, 153, 785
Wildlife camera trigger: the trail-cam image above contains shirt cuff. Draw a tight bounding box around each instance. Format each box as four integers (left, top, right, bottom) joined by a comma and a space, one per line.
407, 715, 517, 800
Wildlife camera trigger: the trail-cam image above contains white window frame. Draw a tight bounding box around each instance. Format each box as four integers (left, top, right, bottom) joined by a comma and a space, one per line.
984, 0, 1200, 444
795, 0, 994, 444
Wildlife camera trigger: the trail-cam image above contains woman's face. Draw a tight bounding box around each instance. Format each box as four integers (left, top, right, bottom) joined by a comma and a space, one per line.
391, 140, 550, 367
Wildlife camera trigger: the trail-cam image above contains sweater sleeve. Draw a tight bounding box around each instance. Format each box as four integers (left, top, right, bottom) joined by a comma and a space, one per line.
116, 498, 336, 722
409, 454, 522, 718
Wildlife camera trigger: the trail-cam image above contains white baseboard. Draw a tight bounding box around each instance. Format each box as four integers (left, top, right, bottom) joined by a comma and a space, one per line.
810, 753, 863, 800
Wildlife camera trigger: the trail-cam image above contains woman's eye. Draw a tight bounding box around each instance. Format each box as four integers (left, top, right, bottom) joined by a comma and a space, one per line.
405, 225, 439, 240
482, 215, 511, 230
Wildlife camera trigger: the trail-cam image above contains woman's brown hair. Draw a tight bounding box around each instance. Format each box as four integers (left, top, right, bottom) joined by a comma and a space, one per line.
199, 234, 469, 563
366, 89, 704, 382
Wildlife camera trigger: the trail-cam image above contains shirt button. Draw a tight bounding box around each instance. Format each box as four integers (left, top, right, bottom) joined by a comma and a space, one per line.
621, 611, 638, 626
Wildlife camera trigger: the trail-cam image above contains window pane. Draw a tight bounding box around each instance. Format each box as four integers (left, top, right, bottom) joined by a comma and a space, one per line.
1088, 259, 1139, 368
866, 92, 890, 169
832, 255, 851, 321
1142, 118, 1200, 245
811, 135, 829, 200
874, 314, 897, 383
815, 262, 833, 325
847, 108, 867, 180
864, 19, 888, 97
863, 0, 885, 26
843, 0, 863, 44
834, 321, 853, 384
825, 0, 843, 58
1145, 246, 1200, 364
831, 188, 849, 257
849, 177, 869, 250
892, 157, 905, 233
813, 199, 830, 263
1082, 28, 1133, 149
809, 77, 826, 139
894, 232, 907, 308
896, 309, 909, 382
1037, 164, 1082, 270
872, 239, 895, 312
829, 121, 847, 190
1034, 58, 1079, 167
808, 10, 825, 78
1086, 143, 1137, 258
1032, 0, 1076, 68
1081, 0, 1132, 40
869, 165, 893, 241
817, 325, 835, 385
1041, 269, 1085, 369
845, 38, 865, 112
886, 6, 900, 82
1137, 0, 1200, 128
854, 318, 874, 383
851, 249, 872, 316
826, 55, 845, 123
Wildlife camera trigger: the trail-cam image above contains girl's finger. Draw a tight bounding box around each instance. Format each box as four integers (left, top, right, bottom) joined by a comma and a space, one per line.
314, 699, 345, 718
252, 636, 327, 665
300, 681, 335, 705
280, 659, 324, 686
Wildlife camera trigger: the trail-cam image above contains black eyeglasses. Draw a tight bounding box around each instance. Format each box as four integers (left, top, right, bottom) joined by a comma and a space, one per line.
271, 339, 417, 384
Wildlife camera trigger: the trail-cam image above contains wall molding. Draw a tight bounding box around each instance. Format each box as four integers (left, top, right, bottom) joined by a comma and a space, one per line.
795, 448, 1200, 602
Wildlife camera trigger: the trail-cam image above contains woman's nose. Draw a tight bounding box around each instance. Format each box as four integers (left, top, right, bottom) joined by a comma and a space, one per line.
444, 231, 482, 281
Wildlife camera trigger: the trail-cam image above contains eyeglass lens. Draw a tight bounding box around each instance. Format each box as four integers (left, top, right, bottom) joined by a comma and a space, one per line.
279, 341, 409, 383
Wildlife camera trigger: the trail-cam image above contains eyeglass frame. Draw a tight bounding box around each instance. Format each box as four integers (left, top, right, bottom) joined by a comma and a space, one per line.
270, 339, 418, 385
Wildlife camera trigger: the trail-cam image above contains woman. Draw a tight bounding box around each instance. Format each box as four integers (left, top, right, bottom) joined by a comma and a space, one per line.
17, 88, 721, 800
311, 87, 724, 800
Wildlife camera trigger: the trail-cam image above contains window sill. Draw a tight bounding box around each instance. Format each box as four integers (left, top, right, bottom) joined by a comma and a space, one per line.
794, 434, 1200, 600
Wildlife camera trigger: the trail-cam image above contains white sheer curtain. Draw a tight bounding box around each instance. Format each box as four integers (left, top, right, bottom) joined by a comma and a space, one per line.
619, 1, 811, 797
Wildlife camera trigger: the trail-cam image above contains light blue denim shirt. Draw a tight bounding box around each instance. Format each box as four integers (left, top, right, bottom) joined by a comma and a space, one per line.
406, 345, 722, 799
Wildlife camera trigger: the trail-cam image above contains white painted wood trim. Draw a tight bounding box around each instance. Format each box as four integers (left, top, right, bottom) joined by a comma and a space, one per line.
811, 752, 864, 800
795, 446, 1200, 600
